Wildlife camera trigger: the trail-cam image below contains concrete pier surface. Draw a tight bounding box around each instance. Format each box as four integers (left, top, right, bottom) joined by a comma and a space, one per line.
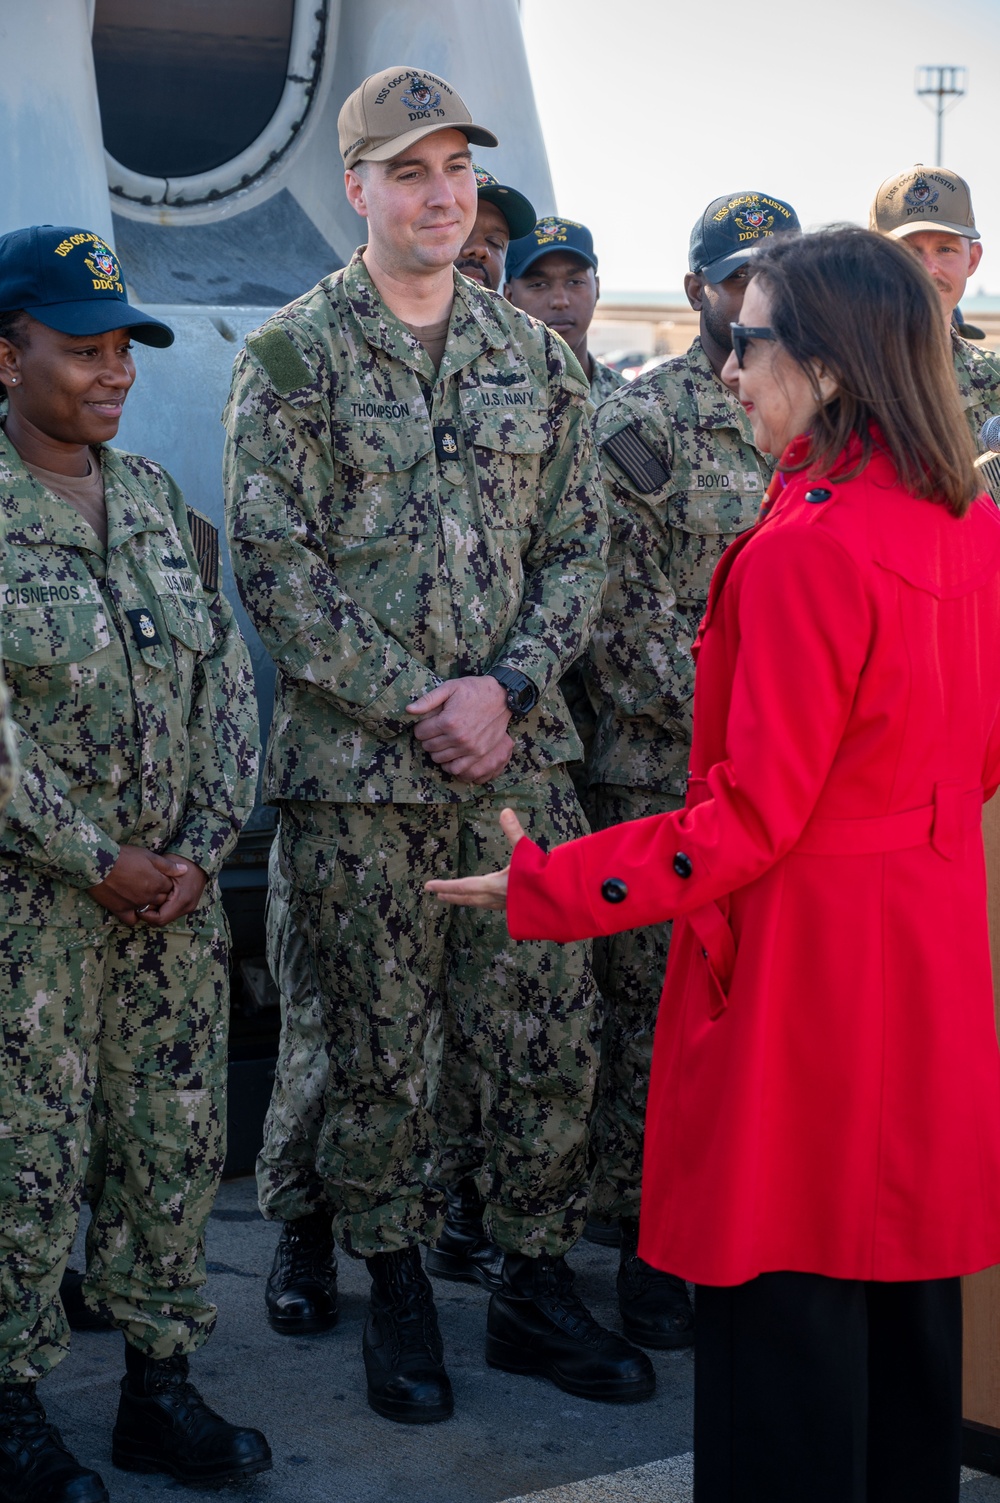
49, 1174, 1000, 1503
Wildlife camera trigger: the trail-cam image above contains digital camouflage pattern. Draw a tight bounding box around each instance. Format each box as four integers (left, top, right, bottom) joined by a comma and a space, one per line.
0, 430, 259, 1379
954, 334, 1000, 447
0, 657, 15, 829
0, 431, 259, 890
0, 906, 230, 1380
256, 834, 333, 1224
257, 831, 488, 1226
278, 771, 598, 1258
224, 255, 607, 1253
589, 358, 627, 407
223, 249, 609, 806
586, 337, 772, 799
560, 358, 626, 813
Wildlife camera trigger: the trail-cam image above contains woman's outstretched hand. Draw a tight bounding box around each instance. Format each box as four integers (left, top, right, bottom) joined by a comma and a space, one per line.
425, 807, 526, 910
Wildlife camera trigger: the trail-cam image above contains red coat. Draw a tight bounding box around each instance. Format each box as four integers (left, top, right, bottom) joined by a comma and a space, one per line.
509, 443, 1000, 1285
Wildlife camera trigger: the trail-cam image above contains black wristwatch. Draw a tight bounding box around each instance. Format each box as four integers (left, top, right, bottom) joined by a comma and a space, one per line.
488, 665, 539, 721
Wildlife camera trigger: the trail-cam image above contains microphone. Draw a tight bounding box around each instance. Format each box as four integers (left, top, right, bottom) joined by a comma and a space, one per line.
975, 417, 1000, 507
980, 415, 1000, 453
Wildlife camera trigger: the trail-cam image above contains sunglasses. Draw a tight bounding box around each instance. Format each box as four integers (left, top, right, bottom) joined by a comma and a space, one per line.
730, 324, 776, 368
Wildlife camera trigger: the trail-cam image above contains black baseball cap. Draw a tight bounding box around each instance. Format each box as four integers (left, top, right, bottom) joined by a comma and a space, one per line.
506, 217, 598, 283
689, 193, 800, 283
473, 165, 536, 241
0, 226, 174, 347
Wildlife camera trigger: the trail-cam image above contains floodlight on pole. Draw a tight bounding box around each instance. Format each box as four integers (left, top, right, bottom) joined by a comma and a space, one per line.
915, 66, 967, 166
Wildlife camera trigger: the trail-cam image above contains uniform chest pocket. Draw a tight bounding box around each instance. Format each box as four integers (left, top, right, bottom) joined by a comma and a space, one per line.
130, 594, 215, 719
666, 485, 759, 607
465, 408, 548, 530
329, 421, 434, 536
2, 603, 116, 766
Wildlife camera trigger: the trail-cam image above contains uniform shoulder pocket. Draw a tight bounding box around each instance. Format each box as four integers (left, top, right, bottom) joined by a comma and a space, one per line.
601, 422, 671, 495
247, 326, 316, 401
186, 507, 220, 593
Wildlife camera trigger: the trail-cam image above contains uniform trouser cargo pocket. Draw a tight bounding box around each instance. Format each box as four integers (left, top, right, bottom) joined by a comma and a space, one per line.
0, 902, 228, 1381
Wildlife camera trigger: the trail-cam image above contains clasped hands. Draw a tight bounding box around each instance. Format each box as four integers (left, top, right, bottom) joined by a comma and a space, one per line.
87, 844, 207, 927
407, 675, 514, 784
408, 678, 526, 906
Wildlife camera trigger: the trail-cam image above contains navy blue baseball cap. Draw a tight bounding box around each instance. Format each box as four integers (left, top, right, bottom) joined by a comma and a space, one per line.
473, 165, 537, 241
506, 217, 598, 283
689, 193, 800, 283
0, 226, 174, 347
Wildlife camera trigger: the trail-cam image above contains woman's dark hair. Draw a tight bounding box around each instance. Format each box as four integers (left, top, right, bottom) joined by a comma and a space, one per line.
0, 310, 29, 396
751, 226, 979, 516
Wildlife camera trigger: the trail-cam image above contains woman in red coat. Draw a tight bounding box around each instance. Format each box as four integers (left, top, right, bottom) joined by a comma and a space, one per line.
429, 227, 1000, 1502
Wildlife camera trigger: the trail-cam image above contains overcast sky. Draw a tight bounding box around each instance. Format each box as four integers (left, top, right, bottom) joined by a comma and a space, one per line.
520, 0, 1000, 294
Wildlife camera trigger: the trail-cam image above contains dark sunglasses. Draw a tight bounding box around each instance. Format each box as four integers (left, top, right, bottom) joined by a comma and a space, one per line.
730, 323, 776, 368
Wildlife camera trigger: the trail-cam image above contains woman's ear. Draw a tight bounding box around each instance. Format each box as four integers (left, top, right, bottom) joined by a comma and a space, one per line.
813, 361, 838, 405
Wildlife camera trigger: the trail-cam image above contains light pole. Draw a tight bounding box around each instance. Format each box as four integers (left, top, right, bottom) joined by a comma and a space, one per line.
915, 66, 967, 166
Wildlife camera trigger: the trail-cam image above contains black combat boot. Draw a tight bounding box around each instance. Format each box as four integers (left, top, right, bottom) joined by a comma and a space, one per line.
425, 1179, 504, 1293
265, 1210, 339, 1335
486, 1251, 656, 1404
582, 1214, 621, 1247
111, 1346, 272, 1485
617, 1216, 695, 1350
0, 1382, 108, 1503
58, 1270, 113, 1334
363, 1247, 454, 1424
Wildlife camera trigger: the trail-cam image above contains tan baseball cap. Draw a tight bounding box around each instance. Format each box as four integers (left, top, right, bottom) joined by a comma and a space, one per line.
869, 166, 980, 241
338, 66, 498, 171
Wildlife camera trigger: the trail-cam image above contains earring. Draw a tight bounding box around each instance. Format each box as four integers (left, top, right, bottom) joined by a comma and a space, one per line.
8, 377, 16, 385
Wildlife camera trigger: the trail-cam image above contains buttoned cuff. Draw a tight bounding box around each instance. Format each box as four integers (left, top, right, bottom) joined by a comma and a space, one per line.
48, 822, 121, 890
360, 661, 445, 739
167, 820, 233, 880
489, 640, 562, 702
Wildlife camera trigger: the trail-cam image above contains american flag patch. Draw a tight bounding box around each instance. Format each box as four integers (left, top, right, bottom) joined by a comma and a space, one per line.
186, 507, 220, 593
601, 422, 671, 495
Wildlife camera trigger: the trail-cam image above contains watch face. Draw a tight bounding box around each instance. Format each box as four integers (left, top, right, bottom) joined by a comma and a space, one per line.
490, 667, 537, 717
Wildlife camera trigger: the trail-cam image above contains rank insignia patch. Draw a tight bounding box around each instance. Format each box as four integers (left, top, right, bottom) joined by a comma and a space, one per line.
434, 423, 460, 461
126, 608, 162, 647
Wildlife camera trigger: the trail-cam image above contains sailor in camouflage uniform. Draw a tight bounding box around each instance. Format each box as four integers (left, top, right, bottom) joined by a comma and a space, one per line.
869, 166, 1000, 445
255, 162, 542, 1330
504, 218, 624, 814
225, 67, 655, 1423
504, 217, 625, 407
583, 193, 801, 1350
0, 227, 268, 1503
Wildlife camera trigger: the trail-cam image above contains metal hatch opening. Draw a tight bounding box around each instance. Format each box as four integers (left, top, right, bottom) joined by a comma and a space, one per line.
93, 0, 295, 181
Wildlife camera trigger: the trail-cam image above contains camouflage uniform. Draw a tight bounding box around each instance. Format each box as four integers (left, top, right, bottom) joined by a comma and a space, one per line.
224, 250, 608, 1258
589, 358, 627, 407
256, 826, 485, 1227
256, 832, 333, 1223
253, 355, 626, 1227
585, 337, 771, 1218
954, 333, 1000, 446
0, 427, 259, 1382
0, 654, 15, 828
